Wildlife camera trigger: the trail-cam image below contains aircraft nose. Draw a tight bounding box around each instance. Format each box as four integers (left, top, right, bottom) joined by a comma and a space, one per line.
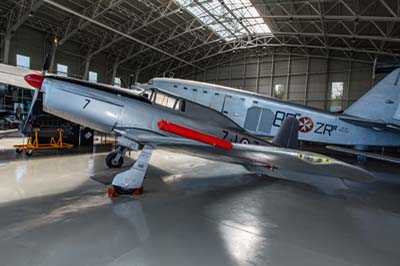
24, 74, 44, 90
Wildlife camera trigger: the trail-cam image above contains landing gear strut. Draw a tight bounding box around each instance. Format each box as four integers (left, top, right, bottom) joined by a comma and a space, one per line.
108, 145, 154, 198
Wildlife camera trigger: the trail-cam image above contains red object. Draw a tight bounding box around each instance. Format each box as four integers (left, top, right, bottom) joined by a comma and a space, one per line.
158, 120, 233, 150
132, 187, 144, 196
298, 116, 314, 133
107, 187, 119, 198
24, 74, 44, 89
264, 164, 273, 170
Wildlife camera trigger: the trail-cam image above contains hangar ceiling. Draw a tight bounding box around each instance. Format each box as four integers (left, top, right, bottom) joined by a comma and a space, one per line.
1, 0, 400, 79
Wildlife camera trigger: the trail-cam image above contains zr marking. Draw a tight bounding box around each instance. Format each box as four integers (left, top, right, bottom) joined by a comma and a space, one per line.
83, 99, 91, 109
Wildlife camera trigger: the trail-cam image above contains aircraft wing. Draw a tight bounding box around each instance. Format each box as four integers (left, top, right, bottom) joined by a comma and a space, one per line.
114, 126, 375, 183
339, 115, 400, 133
326, 145, 400, 164
0, 63, 40, 90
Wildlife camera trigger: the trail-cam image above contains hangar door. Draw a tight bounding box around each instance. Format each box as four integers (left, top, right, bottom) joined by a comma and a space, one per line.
244, 107, 274, 135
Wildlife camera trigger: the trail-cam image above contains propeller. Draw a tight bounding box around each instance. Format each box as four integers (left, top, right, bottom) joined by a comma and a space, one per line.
21, 40, 57, 133
128, 74, 134, 89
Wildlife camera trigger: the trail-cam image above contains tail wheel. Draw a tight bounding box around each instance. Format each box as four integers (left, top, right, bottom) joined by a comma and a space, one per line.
25, 150, 33, 157
106, 152, 124, 168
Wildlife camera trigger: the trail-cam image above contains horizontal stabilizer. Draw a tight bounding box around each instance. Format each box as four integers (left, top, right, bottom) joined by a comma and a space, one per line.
339, 115, 400, 132
326, 145, 400, 164
272, 116, 299, 149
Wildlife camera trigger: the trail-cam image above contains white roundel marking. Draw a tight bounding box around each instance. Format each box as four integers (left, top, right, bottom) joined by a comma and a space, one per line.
240, 138, 250, 144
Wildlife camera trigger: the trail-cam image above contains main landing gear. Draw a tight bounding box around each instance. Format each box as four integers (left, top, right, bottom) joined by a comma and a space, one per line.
105, 150, 124, 168
107, 144, 154, 198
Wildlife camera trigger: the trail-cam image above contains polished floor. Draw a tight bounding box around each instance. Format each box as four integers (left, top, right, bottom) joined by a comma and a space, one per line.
0, 138, 399, 266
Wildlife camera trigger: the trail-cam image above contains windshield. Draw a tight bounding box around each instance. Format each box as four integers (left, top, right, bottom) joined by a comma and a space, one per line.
140, 88, 185, 112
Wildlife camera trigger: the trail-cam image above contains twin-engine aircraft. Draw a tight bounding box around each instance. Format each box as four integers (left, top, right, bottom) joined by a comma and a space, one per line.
145, 72, 400, 163
20, 70, 373, 196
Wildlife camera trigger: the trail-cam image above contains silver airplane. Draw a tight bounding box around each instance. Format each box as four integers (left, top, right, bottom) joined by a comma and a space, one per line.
20, 70, 374, 196
145, 71, 400, 163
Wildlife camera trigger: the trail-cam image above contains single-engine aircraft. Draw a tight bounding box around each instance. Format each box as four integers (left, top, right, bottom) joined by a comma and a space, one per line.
145, 72, 400, 164
19, 65, 373, 196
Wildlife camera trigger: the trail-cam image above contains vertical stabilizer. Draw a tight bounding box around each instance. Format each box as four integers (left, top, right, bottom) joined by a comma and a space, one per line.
344, 68, 400, 126
272, 117, 299, 149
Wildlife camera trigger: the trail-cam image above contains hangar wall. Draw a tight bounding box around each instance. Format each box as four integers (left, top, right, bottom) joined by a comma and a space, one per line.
1, 26, 131, 85
186, 53, 378, 111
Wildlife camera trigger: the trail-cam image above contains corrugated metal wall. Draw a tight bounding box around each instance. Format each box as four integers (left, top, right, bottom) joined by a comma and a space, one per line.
186, 53, 377, 111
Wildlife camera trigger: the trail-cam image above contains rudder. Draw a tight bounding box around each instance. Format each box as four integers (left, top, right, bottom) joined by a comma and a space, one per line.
344, 68, 400, 126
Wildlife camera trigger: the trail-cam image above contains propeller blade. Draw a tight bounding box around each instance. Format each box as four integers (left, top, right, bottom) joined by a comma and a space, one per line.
129, 74, 134, 88
21, 89, 39, 132
42, 44, 56, 73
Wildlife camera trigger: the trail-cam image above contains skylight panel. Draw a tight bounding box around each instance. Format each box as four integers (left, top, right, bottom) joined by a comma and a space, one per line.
176, 0, 271, 41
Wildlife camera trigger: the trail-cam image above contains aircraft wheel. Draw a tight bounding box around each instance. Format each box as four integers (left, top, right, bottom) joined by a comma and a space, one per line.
106, 152, 123, 168
16, 149, 23, 154
25, 150, 33, 157
112, 185, 143, 196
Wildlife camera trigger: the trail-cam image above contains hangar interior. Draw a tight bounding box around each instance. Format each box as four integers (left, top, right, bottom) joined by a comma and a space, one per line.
0, 0, 399, 266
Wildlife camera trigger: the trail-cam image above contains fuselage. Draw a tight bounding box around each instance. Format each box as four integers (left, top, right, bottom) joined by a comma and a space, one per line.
41, 76, 265, 146
146, 78, 400, 146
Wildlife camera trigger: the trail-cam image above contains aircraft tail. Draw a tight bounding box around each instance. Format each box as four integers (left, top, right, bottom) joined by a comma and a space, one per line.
344, 68, 400, 126
272, 116, 299, 149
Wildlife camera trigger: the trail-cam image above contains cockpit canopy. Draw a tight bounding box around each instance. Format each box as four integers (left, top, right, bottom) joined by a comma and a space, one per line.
140, 88, 186, 112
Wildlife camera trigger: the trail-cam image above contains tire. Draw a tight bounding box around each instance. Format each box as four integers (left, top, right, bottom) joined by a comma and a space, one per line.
113, 185, 134, 195
25, 150, 33, 157
16, 149, 23, 154
106, 152, 124, 168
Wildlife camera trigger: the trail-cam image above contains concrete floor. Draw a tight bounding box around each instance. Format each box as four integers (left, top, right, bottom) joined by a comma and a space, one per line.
0, 138, 400, 266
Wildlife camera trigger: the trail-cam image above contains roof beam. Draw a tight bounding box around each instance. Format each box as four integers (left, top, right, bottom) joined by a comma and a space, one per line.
59, 0, 126, 46
43, 0, 203, 70
5, 0, 45, 35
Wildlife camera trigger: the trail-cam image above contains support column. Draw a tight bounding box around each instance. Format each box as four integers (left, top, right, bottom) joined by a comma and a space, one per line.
286, 53, 292, 100
270, 49, 275, 97
304, 56, 310, 106
346, 60, 352, 109
3, 34, 11, 64
111, 64, 119, 85
324, 56, 330, 110
255, 56, 260, 93
83, 57, 91, 80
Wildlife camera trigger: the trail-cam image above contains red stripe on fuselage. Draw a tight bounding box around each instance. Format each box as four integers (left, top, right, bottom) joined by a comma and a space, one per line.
157, 120, 233, 150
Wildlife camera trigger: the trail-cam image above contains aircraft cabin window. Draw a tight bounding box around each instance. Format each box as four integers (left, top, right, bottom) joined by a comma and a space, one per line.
174, 85, 178, 88
215, 93, 220, 96
193, 88, 197, 92
203, 90, 207, 94
154, 91, 182, 111
184, 87, 188, 90
253, 100, 259, 104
